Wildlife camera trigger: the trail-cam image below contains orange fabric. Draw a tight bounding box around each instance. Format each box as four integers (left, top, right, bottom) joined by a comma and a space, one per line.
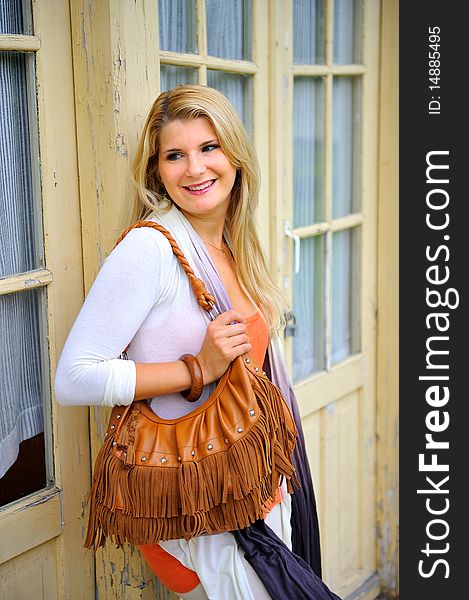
262, 485, 283, 518
139, 543, 200, 593
245, 307, 269, 367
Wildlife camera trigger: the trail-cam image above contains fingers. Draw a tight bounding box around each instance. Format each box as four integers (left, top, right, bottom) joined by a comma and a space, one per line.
224, 332, 251, 350
223, 323, 248, 338
213, 309, 246, 326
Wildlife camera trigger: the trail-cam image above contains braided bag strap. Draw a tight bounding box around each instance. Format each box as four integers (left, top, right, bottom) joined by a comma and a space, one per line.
115, 221, 216, 313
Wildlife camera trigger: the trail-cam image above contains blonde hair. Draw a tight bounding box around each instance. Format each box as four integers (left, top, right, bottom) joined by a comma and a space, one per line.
130, 84, 287, 332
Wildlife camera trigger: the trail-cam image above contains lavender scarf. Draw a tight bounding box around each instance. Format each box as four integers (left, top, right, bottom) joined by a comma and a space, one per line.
152, 206, 340, 599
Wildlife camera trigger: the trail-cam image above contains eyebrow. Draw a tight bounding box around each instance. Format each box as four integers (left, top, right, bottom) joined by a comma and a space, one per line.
161, 139, 219, 155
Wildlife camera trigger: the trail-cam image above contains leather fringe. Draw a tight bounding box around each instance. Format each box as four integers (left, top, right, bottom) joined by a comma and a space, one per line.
84, 370, 298, 549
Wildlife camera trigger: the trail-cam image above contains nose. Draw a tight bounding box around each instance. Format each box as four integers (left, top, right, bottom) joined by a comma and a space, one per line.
186, 153, 206, 178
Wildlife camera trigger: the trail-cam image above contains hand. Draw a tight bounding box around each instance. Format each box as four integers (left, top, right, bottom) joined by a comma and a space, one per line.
197, 309, 252, 384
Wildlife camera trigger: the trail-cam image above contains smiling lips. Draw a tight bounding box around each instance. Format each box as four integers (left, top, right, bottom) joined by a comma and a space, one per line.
184, 179, 216, 194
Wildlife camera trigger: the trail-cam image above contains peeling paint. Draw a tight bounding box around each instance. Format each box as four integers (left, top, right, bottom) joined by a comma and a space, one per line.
18, 490, 60, 511
81, 8, 103, 267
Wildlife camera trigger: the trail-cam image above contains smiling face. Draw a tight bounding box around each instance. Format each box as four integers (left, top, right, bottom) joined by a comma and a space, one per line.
157, 118, 237, 223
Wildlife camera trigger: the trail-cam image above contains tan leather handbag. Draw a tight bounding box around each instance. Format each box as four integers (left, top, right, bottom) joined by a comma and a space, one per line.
84, 221, 298, 549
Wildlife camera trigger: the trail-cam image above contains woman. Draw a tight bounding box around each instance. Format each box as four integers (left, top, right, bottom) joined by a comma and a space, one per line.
55, 85, 340, 600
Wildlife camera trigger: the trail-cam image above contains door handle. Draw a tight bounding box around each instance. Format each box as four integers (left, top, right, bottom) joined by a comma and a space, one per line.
284, 220, 300, 274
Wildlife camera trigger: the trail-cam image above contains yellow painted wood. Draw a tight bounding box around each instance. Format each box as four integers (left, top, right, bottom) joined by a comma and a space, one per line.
0, 539, 59, 600
0, 34, 40, 51
268, 0, 293, 294
0, 489, 62, 565
160, 50, 259, 73
252, 0, 270, 255
331, 214, 364, 232
376, 0, 399, 596
33, 0, 95, 597
70, 1, 163, 597
301, 412, 323, 517
197, 0, 207, 58
0, 269, 52, 296
295, 355, 364, 415
293, 65, 366, 76
70, 0, 160, 286
320, 392, 362, 595
345, 574, 381, 600
353, 0, 381, 587
291, 214, 364, 239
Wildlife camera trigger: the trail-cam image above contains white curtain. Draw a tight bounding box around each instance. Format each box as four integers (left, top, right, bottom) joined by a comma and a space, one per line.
333, 0, 361, 64
293, 237, 325, 382
0, 2, 44, 479
158, 0, 197, 53
207, 71, 252, 137
332, 230, 352, 364
160, 65, 197, 92
206, 0, 251, 60
333, 77, 355, 218
293, 0, 325, 65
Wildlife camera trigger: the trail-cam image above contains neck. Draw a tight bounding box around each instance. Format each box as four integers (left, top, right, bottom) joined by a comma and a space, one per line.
182, 211, 226, 246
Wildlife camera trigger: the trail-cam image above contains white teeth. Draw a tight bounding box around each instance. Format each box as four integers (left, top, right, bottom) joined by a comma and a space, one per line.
187, 180, 213, 191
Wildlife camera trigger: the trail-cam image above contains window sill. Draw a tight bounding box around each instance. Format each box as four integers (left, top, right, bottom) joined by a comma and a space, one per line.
0, 486, 62, 565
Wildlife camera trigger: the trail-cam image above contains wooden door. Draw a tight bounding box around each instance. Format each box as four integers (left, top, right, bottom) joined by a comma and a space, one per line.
271, 2, 381, 598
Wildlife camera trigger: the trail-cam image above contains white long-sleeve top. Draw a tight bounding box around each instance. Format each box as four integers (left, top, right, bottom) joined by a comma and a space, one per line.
54, 223, 215, 417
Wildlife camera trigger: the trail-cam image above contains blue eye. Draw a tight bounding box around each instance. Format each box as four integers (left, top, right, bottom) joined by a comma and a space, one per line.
167, 152, 182, 161
202, 144, 219, 152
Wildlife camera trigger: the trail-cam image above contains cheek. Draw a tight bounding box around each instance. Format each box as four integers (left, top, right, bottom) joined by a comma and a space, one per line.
158, 164, 176, 189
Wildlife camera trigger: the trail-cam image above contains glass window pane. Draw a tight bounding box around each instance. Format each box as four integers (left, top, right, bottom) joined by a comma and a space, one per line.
293, 77, 325, 227
332, 228, 360, 365
207, 71, 253, 137
160, 65, 198, 92
0, 51, 40, 277
0, 0, 31, 35
293, 236, 325, 382
293, 0, 325, 64
333, 0, 362, 64
332, 77, 361, 218
0, 289, 47, 504
158, 0, 197, 54
206, 0, 252, 60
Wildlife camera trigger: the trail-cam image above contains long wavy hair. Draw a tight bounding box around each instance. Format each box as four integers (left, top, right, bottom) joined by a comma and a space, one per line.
130, 84, 287, 332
